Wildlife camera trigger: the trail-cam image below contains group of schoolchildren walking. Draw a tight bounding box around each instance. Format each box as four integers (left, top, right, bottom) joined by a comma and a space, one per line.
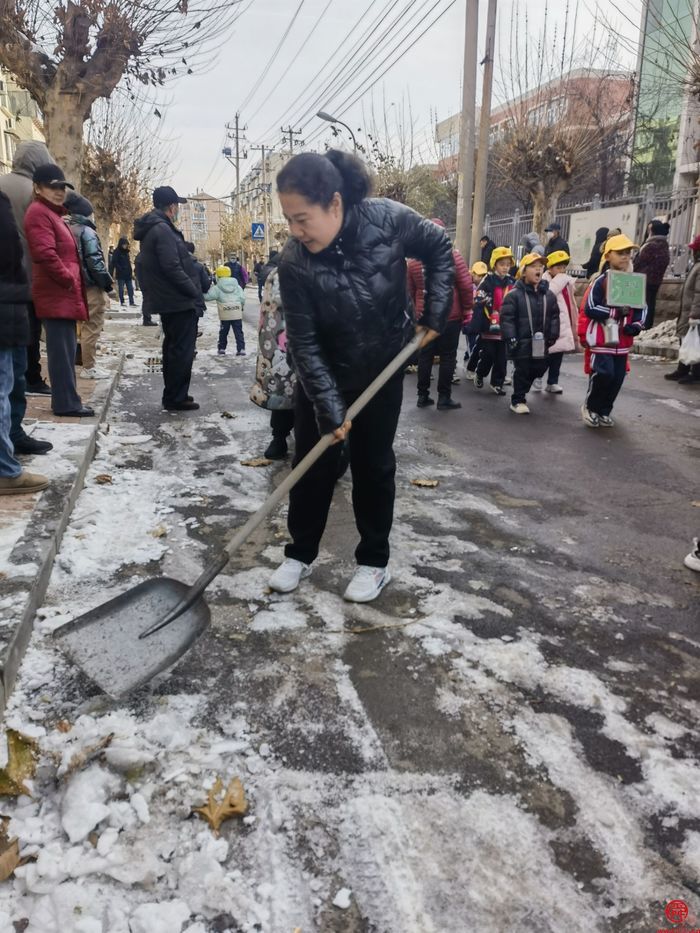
415, 225, 646, 428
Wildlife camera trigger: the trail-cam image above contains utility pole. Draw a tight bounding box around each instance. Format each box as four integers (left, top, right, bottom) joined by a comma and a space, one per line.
225, 112, 247, 211
250, 144, 274, 255
455, 0, 479, 259
470, 0, 497, 265
281, 125, 303, 157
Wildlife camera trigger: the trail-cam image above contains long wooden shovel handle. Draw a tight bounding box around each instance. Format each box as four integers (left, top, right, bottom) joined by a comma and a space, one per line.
140, 330, 425, 637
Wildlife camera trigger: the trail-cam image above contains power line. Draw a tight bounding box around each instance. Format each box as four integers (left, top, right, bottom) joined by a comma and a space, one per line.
257, 0, 383, 140
305, 0, 457, 147
238, 0, 307, 115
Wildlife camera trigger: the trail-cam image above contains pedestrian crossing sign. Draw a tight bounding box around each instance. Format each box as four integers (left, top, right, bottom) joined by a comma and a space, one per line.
251, 223, 265, 240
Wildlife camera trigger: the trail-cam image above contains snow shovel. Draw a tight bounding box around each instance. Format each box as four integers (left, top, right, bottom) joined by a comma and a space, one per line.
53, 331, 425, 698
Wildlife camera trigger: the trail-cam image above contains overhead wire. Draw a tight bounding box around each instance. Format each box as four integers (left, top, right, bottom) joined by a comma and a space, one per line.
238, 0, 307, 116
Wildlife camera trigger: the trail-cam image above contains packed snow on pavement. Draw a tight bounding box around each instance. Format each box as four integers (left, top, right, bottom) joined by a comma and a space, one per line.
0, 309, 698, 932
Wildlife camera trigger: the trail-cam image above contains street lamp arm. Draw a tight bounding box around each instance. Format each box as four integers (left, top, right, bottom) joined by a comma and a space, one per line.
316, 110, 358, 152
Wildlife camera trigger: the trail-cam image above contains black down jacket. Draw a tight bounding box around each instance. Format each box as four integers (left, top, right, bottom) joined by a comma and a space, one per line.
0, 191, 30, 349
133, 211, 200, 316
278, 198, 454, 432
500, 278, 560, 360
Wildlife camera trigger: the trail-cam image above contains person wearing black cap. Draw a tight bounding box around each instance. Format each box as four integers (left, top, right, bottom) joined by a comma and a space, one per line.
544, 222, 569, 257
64, 192, 114, 378
24, 164, 93, 417
134, 186, 201, 411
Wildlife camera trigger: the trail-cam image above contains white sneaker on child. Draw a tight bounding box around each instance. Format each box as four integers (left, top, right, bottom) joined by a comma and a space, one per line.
343, 565, 391, 603
684, 538, 700, 572
269, 558, 311, 593
544, 383, 563, 394
532, 378, 542, 392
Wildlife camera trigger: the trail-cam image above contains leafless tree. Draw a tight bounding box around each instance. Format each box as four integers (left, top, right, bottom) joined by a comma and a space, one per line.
0, 0, 244, 182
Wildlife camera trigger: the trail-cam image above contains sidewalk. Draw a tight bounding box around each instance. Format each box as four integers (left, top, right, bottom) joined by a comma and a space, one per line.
0, 359, 123, 713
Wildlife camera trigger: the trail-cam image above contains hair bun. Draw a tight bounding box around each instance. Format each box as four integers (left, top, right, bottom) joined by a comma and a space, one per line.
324, 149, 371, 206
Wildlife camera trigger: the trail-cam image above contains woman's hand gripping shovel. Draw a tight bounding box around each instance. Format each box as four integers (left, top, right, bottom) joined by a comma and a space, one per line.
53, 330, 432, 699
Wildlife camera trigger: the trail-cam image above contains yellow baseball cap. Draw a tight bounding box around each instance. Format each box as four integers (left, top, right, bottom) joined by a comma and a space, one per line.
546, 250, 570, 268
471, 261, 488, 276
490, 246, 514, 269
603, 234, 637, 256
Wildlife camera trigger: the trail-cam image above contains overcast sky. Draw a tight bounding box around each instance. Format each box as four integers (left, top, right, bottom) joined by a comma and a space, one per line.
160, 0, 641, 199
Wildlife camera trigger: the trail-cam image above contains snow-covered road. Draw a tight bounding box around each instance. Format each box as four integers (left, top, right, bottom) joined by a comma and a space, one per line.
0, 307, 698, 932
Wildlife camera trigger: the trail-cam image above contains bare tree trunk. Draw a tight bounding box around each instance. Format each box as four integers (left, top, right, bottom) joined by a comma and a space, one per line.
43, 87, 85, 187
531, 182, 547, 238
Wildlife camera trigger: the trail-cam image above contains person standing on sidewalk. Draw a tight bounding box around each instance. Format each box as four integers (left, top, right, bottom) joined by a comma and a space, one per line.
206, 266, 246, 356
544, 222, 569, 257
268, 149, 454, 602
469, 246, 515, 395
25, 165, 93, 418
539, 249, 578, 394
0, 141, 54, 398
225, 254, 248, 290
64, 192, 113, 381
134, 186, 201, 412
501, 253, 559, 415
666, 234, 700, 384
0, 192, 49, 495
409, 217, 472, 410
633, 219, 670, 330
580, 234, 647, 428
110, 237, 136, 307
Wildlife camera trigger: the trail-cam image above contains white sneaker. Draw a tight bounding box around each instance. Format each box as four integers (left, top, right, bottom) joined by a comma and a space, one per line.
509, 402, 530, 414
598, 414, 615, 427
80, 366, 110, 380
343, 565, 391, 603
684, 539, 700, 572
464, 370, 475, 381
269, 558, 311, 593
545, 383, 563, 394
503, 375, 512, 386
532, 378, 542, 392
581, 405, 600, 428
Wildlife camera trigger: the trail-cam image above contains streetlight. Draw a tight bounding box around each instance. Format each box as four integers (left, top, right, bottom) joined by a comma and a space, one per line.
317, 110, 358, 152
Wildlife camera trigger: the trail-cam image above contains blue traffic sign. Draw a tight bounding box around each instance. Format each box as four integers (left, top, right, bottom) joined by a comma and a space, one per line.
251, 222, 265, 240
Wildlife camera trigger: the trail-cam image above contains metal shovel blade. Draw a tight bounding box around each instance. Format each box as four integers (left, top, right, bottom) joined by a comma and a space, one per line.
52, 578, 210, 698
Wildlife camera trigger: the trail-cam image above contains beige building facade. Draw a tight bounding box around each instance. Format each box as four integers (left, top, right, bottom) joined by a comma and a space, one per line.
0, 67, 45, 173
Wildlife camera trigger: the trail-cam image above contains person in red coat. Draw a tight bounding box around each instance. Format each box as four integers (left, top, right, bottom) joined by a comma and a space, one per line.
409, 218, 473, 410
24, 165, 92, 417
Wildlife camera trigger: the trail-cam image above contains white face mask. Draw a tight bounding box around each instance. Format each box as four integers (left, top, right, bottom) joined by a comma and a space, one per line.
546, 231, 554, 242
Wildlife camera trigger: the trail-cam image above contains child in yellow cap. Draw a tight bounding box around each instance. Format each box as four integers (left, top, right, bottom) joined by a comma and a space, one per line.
462, 261, 488, 370
467, 247, 515, 393
540, 250, 578, 394
206, 265, 247, 356
580, 234, 646, 427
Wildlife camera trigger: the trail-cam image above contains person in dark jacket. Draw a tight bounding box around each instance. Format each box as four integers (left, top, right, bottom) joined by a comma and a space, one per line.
501, 253, 560, 414
0, 192, 49, 494
185, 241, 210, 316
408, 217, 473, 410
469, 246, 515, 394
480, 235, 496, 268
259, 250, 280, 289
133, 252, 157, 326
133, 186, 201, 411
25, 165, 92, 418
65, 192, 113, 379
544, 222, 569, 257
583, 226, 609, 278
111, 237, 136, 307
269, 150, 454, 603
254, 258, 265, 301
225, 254, 247, 289
633, 220, 670, 330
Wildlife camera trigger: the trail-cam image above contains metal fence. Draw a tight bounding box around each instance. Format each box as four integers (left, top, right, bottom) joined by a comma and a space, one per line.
479, 186, 698, 276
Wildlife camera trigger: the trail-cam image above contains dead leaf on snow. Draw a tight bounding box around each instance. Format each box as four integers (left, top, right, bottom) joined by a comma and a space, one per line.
411, 478, 439, 488
62, 734, 114, 779
240, 458, 273, 468
221, 411, 236, 419
692, 501, 700, 508
55, 721, 72, 734
94, 474, 113, 485
0, 731, 38, 797
193, 776, 248, 835
0, 820, 20, 882
149, 524, 168, 538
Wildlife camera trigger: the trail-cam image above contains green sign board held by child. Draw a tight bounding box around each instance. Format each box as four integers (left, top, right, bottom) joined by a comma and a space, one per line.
606, 270, 647, 309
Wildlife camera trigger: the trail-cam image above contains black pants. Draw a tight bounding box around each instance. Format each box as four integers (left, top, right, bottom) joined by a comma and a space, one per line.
512, 358, 550, 404
546, 351, 564, 385
465, 335, 480, 369
644, 283, 660, 330
25, 302, 43, 385
257, 282, 264, 302
218, 319, 244, 352
44, 319, 83, 413
285, 375, 403, 568
270, 408, 294, 439
417, 319, 461, 397
585, 353, 627, 416
161, 310, 198, 407
476, 339, 507, 386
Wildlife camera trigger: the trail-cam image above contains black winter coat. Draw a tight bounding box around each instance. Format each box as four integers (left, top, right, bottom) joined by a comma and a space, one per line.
545, 234, 570, 257
133, 210, 200, 316
111, 246, 133, 280
0, 191, 30, 349
500, 279, 560, 359
278, 197, 454, 432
